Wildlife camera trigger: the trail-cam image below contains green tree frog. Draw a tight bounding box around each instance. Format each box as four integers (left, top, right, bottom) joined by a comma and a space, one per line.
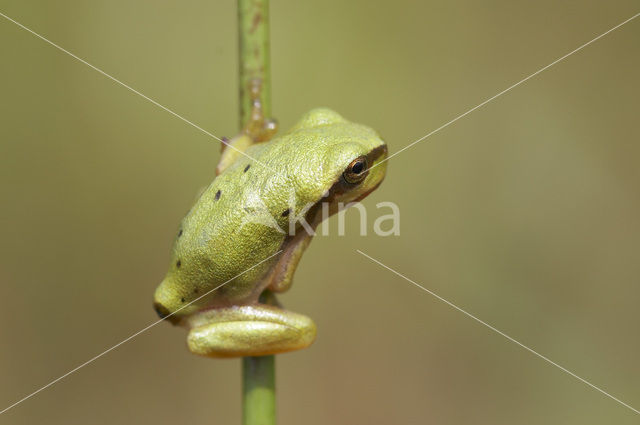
153, 106, 387, 358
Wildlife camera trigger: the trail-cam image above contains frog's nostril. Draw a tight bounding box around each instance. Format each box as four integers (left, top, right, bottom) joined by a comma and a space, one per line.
153, 302, 171, 320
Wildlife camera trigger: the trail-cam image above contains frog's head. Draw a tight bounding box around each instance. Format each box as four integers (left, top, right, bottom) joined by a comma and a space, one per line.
284, 108, 388, 217
327, 139, 388, 206
152, 109, 388, 325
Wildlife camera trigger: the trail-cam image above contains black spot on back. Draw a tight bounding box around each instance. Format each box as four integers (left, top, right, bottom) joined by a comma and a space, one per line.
281, 208, 290, 217
244, 164, 251, 172
180, 297, 185, 303
215, 190, 221, 200
178, 229, 183, 237
176, 260, 182, 268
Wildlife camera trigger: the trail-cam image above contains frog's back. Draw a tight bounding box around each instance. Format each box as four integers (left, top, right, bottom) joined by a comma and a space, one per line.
168, 157, 288, 304
156, 108, 385, 311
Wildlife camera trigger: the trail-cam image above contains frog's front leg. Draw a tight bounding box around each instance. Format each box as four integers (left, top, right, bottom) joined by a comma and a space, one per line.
242, 78, 278, 143
185, 304, 316, 358
216, 78, 278, 175
265, 231, 313, 293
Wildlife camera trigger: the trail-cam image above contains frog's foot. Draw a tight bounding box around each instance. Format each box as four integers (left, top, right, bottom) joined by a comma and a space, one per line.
243, 78, 278, 143
216, 79, 278, 175
185, 304, 316, 358
221, 78, 277, 151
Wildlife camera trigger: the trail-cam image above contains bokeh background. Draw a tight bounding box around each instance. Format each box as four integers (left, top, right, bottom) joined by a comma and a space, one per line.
1, 1, 638, 424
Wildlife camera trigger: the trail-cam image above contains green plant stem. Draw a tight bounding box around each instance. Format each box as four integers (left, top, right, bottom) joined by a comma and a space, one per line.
238, 0, 275, 424
238, 0, 271, 126
242, 355, 276, 425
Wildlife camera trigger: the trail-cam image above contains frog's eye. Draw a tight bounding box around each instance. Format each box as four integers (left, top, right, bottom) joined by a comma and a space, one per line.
343, 156, 369, 184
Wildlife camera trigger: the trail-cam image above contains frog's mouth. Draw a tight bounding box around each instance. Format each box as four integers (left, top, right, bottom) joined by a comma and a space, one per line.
321, 143, 388, 206
154, 144, 388, 328
357, 143, 388, 199
353, 178, 384, 203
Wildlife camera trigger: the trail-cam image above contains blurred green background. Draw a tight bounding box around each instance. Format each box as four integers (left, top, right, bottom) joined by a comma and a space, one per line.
1, 1, 638, 424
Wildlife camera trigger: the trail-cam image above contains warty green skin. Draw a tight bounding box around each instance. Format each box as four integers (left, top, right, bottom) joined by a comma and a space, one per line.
153, 108, 387, 357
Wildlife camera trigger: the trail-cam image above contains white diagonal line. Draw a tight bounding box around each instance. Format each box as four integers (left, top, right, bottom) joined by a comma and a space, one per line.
0, 250, 282, 416
1, 4, 638, 418
356, 249, 640, 415
371, 11, 640, 170
0, 11, 273, 171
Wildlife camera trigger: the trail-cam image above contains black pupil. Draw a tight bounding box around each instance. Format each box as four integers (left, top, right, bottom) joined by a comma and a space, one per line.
351, 161, 365, 174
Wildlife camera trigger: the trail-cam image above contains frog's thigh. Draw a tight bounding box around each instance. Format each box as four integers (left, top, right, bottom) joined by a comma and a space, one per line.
187, 305, 316, 358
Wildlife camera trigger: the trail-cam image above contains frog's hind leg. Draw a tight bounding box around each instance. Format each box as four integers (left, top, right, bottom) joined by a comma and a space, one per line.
185, 304, 316, 358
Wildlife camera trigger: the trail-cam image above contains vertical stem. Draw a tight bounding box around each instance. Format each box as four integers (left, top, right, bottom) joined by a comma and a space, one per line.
238, 0, 271, 126
242, 355, 276, 425
238, 1, 275, 424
